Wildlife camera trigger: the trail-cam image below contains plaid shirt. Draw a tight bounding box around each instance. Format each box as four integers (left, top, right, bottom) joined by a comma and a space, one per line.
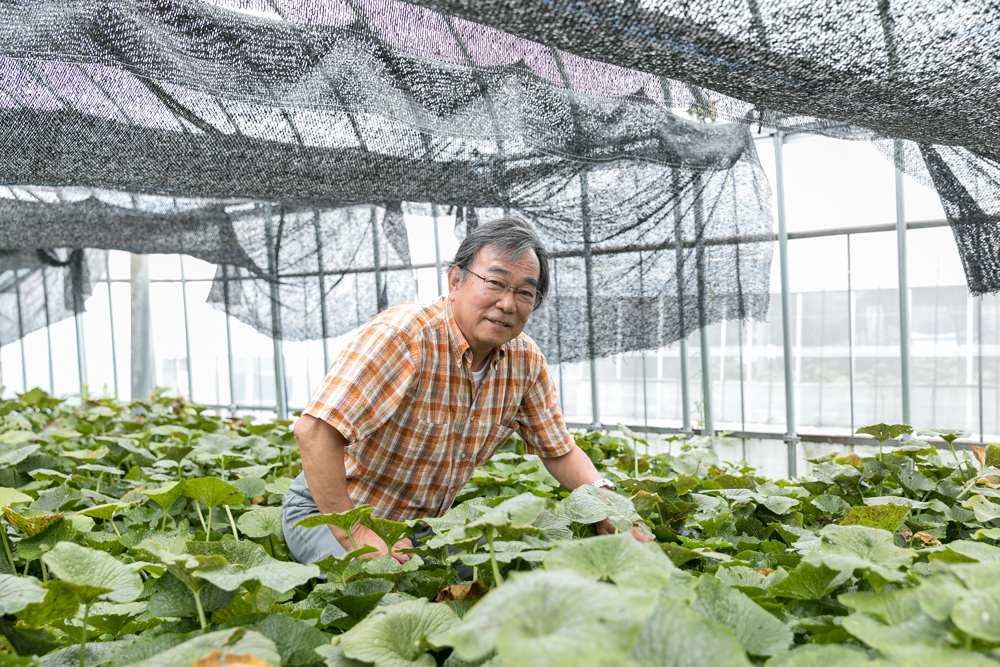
302, 296, 574, 521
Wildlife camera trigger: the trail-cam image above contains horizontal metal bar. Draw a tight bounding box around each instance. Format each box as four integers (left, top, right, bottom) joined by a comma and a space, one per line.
566, 421, 985, 452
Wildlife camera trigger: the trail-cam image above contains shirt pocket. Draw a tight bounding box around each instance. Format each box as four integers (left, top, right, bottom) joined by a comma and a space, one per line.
391, 416, 453, 468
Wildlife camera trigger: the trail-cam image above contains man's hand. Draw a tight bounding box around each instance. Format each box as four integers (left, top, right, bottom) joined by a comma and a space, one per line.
595, 518, 653, 543
337, 524, 413, 564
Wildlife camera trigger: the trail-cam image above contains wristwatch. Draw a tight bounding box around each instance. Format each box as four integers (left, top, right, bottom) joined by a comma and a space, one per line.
592, 478, 617, 492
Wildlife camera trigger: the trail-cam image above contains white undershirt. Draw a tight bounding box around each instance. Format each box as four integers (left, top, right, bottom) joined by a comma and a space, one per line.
471, 352, 492, 393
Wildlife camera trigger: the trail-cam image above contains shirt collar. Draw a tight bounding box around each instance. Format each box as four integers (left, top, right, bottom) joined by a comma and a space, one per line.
443, 298, 507, 369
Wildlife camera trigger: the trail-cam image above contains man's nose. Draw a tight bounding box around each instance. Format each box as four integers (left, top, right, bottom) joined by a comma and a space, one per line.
496, 288, 517, 311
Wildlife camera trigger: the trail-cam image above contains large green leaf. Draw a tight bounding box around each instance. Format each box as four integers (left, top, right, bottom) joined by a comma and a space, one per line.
359, 515, 421, 555
182, 478, 244, 509
16, 580, 80, 626
238, 507, 284, 539
41, 542, 142, 604
561, 485, 641, 532
841, 612, 950, 650
2, 508, 63, 537
878, 645, 998, 667
0, 487, 32, 508
856, 423, 912, 445
142, 481, 186, 512
801, 525, 916, 585
339, 598, 458, 667
196, 559, 320, 594
543, 534, 674, 589
763, 645, 871, 667
248, 613, 330, 667
15, 518, 75, 561
628, 598, 752, 667
0, 575, 46, 615
293, 505, 373, 535
941, 540, 1000, 563
839, 588, 922, 625
123, 628, 280, 667
770, 562, 849, 600
949, 584, 1000, 642
691, 575, 793, 656
442, 570, 656, 667
839, 504, 909, 532
962, 495, 1000, 522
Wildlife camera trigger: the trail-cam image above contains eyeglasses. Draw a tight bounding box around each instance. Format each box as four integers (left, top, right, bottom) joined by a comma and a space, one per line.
465, 269, 538, 307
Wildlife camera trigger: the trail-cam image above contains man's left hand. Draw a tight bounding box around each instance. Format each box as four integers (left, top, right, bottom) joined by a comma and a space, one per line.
595, 517, 653, 542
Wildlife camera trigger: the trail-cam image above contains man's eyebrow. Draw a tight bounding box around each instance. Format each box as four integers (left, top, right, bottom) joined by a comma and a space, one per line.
487, 265, 539, 287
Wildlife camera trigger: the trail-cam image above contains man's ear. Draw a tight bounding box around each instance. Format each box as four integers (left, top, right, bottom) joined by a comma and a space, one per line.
446, 266, 461, 294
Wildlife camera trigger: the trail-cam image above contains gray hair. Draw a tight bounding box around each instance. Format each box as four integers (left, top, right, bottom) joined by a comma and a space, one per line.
450, 216, 549, 310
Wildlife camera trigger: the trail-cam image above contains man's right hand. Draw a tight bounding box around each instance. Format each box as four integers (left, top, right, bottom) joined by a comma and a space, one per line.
337, 524, 412, 564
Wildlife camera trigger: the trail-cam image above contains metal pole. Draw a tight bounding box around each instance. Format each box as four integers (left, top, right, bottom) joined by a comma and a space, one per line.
41, 267, 54, 393
894, 140, 912, 428
264, 203, 288, 420
674, 171, 693, 435
104, 255, 118, 398
773, 131, 798, 477
222, 265, 236, 412
432, 204, 444, 296
13, 269, 27, 392
179, 257, 195, 401
693, 174, 714, 440
75, 311, 87, 395
130, 253, 152, 401
580, 170, 601, 429
371, 207, 384, 312
847, 235, 856, 433
979, 296, 985, 441
312, 211, 330, 371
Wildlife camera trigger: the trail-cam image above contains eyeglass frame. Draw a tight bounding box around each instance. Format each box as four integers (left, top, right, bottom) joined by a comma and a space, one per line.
463, 269, 538, 307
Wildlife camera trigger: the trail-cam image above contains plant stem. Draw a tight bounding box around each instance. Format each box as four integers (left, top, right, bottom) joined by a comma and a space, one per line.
206, 507, 214, 543
0, 525, 15, 572
192, 587, 207, 629
109, 510, 121, 537
194, 501, 209, 538
224, 505, 239, 539
80, 601, 90, 667
161, 505, 168, 531
41, 559, 48, 583
486, 528, 502, 587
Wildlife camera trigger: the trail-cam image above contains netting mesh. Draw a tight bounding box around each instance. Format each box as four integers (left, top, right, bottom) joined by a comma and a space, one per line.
0, 0, 775, 360
407, 0, 1000, 296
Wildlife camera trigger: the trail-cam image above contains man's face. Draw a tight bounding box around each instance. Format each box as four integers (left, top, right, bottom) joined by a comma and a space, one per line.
447, 244, 540, 356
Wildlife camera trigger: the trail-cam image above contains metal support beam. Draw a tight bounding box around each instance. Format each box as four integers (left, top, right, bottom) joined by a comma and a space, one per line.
14, 269, 27, 392
894, 140, 912, 427
673, 170, 693, 435
222, 265, 237, 412
130, 253, 152, 401
432, 204, 444, 296
312, 211, 331, 371
774, 131, 798, 477
41, 267, 54, 393
179, 257, 195, 401
105, 255, 119, 398
580, 170, 601, 429
693, 175, 713, 440
263, 203, 288, 420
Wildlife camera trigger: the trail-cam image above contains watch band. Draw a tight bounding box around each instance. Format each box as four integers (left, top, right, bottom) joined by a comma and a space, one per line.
592, 478, 616, 492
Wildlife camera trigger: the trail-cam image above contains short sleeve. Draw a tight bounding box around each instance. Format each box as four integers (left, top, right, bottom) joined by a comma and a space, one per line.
515, 357, 575, 458
301, 323, 419, 445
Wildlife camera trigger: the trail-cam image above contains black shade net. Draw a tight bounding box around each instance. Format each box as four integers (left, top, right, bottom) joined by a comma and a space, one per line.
0, 0, 776, 361
408, 0, 1000, 296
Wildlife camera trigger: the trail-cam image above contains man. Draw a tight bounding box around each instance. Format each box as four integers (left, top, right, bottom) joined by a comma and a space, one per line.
283, 216, 648, 565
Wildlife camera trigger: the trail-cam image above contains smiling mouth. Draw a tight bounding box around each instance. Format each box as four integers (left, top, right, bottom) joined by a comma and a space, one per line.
486, 318, 511, 328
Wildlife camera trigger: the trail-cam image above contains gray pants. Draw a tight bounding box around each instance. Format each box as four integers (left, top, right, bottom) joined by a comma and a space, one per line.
281, 472, 435, 565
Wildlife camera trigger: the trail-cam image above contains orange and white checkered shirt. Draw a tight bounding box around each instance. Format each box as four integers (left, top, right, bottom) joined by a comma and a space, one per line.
301, 296, 575, 521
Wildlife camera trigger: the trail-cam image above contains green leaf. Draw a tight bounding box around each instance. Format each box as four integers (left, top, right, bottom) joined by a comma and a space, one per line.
802, 525, 916, 585
182, 478, 244, 509
238, 507, 284, 539
0, 574, 46, 615
442, 570, 656, 667
338, 598, 458, 667
856, 423, 912, 445
839, 588, 922, 625
359, 515, 420, 555
196, 559, 320, 594
950, 585, 1000, 642
962, 495, 1000, 522
16, 580, 80, 626
79, 502, 131, 521
231, 476, 267, 501
715, 565, 788, 592
628, 598, 752, 667
841, 612, 950, 650
543, 533, 674, 589
0, 487, 32, 508
561, 485, 641, 532
295, 505, 374, 537
839, 504, 909, 532
248, 613, 330, 667
810, 495, 850, 516
41, 542, 142, 604
142, 481, 186, 512
770, 562, 848, 600
2, 508, 64, 537
763, 645, 871, 667
16, 518, 75, 561
691, 574, 793, 656
942, 540, 1000, 563
879, 646, 998, 667
123, 628, 280, 667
